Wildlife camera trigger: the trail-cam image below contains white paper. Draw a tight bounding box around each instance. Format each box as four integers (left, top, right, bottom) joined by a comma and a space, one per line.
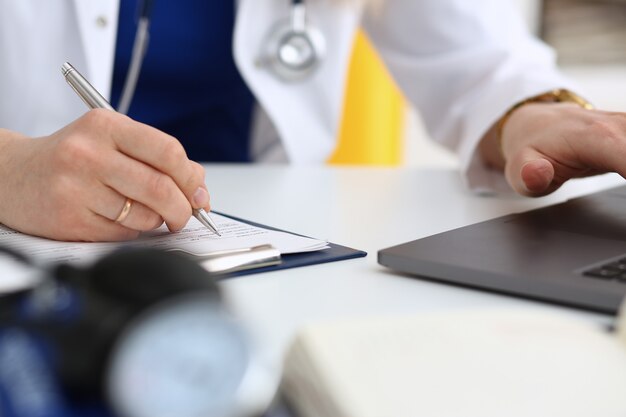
0, 213, 328, 265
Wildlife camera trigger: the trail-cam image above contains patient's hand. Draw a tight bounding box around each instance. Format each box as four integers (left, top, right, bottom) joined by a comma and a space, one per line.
481, 102, 623, 197
0, 109, 210, 241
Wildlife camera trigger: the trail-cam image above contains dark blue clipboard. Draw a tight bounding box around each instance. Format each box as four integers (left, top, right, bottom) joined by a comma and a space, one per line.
213, 212, 367, 279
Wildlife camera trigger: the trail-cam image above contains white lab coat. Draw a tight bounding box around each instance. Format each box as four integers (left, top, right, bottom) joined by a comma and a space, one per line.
0, 0, 573, 192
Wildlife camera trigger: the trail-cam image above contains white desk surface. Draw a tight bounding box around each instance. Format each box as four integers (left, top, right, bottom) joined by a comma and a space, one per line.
204, 164, 625, 370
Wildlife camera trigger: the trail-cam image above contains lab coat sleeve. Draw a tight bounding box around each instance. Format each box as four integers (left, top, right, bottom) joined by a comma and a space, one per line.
362, 0, 577, 194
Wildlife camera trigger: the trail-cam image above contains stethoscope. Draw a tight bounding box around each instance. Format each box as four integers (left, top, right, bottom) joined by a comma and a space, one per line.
118, 0, 326, 115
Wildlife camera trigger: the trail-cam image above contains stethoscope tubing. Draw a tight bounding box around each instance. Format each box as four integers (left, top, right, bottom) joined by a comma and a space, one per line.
118, 0, 320, 114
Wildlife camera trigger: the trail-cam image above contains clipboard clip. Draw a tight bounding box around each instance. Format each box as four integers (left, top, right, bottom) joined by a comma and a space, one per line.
169, 244, 282, 275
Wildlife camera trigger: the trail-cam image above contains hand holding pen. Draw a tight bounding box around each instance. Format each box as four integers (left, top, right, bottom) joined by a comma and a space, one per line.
61, 62, 220, 236
0, 62, 218, 242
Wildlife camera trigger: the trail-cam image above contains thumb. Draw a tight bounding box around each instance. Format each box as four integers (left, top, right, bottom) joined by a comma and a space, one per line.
505, 148, 556, 197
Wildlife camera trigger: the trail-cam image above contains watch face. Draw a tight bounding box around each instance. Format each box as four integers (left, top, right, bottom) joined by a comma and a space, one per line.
107, 294, 250, 417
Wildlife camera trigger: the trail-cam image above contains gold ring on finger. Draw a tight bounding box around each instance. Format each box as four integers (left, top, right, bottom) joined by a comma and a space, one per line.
114, 198, 133, 224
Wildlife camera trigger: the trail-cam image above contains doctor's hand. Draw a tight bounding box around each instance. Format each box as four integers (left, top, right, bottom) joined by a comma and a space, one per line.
0, 109, 210, 241
481, 102, 626, 197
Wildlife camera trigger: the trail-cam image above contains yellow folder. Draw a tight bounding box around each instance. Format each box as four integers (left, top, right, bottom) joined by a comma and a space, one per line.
328, 30, 405, 166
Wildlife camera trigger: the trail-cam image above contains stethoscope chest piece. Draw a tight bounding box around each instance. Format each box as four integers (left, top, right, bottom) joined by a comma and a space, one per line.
259, 2, 326, 82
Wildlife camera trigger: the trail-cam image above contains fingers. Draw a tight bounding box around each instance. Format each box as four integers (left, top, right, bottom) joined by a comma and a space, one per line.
576, 116, 626, 178
97, 151, 193, 231
108, 114, 209, 209
89, 185, 164, 231
505, 147, 558, 197
79, 213, 141, 243
498, 103, 622, 197
520, 159, 555, 195
190, 161, 211, 210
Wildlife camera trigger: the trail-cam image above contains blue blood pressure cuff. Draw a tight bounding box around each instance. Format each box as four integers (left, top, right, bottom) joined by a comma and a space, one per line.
0, 248, 223, 417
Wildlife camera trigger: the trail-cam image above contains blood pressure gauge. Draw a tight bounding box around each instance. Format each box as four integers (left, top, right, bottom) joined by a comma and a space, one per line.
0, 248, 277, 417
108, 294, 268, 417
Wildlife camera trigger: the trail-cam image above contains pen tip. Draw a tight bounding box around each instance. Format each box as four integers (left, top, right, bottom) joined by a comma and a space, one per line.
194, 208, 221, 236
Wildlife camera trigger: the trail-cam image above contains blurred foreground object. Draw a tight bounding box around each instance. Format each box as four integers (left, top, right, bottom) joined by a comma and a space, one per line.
0, 249, 275, 417
282, 308, 626, 417
328, 30, 405, 166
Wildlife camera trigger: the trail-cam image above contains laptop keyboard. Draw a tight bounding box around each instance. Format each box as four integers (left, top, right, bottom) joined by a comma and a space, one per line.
583, 258, 626, 283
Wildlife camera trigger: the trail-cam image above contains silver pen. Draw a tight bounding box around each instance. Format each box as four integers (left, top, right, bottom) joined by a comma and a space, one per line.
61, 62, 221, 236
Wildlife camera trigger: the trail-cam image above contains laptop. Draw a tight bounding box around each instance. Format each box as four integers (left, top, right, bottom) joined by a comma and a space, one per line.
378, 184, 626, 314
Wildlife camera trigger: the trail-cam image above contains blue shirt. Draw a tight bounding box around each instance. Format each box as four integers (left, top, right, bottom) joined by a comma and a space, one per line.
110, 1, 255, 162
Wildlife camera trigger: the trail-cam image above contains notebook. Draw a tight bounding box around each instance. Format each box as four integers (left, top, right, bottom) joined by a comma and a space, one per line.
378, 183, 626, 314
281, 309, 626, 417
